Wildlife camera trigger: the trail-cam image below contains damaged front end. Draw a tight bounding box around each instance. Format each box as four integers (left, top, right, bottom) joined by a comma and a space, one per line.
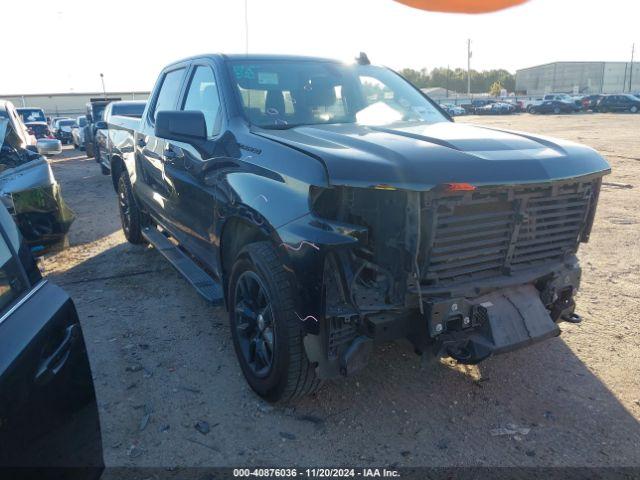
287, 175, 603, 378
0, 119, 74, 255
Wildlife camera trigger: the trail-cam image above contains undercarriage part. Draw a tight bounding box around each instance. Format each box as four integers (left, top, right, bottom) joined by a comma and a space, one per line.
339, 336, 373, 376
431, 284, 560, 364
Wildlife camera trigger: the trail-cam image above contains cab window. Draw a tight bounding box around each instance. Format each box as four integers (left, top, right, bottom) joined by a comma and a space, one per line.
152, 68, 185, 122
182, 66, 222, 137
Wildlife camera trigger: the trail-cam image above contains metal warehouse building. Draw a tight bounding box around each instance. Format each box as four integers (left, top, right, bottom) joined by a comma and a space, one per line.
0, 91, 150, 117
516, 62, 640, 95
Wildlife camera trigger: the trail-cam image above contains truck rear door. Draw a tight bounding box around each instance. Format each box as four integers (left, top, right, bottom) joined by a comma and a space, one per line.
135, 66, 187, 224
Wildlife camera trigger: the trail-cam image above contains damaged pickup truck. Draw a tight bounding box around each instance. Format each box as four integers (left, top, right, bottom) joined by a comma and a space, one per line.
0, 117, 74, 254
114, 54, 610, 402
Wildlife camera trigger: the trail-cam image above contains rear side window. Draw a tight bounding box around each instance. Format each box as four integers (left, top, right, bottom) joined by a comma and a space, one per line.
182, 66, 222, 137
152, 69, 185, 121
112, 103, 146, 118
0, 228, 26, 315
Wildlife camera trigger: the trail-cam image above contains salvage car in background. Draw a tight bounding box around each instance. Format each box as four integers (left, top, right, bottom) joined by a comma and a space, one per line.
72, 115, 88, 150
0, 117, 74, 255
475, 101, 516, 114
529, 99, 576, 114
16, 107, 47, 125
582, 94, 603, 111
0, 101, 36, 148
440, 103, 466, 116
597, 94, 640, 113
84, 97, 121, 158
52, 118, 75, 145
25, 121, 53, 140
94, 100, 145, 173
0, 203, 103, 476
111, 54, 609, 402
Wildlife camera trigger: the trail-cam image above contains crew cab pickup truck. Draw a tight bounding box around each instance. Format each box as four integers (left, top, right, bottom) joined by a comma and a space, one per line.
84, 97, 121, 158
94, 100, 146, 174
111, 53, 610, 402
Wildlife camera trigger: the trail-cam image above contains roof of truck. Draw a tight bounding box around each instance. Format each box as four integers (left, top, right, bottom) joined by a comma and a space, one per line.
166, 53, 347, 67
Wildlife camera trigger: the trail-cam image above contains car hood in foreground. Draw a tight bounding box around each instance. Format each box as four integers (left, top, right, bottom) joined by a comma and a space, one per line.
257, 121, 610, 190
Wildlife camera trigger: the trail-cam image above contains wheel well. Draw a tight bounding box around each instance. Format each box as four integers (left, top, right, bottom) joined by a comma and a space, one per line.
110, 155, 124, 191
220, 217, 269, 301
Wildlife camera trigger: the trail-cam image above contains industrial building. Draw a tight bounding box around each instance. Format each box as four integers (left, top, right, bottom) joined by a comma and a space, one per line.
0, 91, 150, 117
516, 62, 640, 95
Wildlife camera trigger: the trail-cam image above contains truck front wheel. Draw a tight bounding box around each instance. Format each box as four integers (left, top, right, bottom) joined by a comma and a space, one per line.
117, 172, 145, 244
228, 241, 321, 403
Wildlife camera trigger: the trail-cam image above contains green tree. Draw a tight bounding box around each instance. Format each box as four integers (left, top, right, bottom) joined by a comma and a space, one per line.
398, 66, 515, 94
489, 81, 503, 96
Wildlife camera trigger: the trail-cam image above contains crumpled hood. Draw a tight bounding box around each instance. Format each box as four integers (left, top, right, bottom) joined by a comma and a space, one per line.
257, 121, 610, 190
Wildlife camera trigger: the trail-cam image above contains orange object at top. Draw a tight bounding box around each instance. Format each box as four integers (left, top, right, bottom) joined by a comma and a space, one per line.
394, 0, 529, 13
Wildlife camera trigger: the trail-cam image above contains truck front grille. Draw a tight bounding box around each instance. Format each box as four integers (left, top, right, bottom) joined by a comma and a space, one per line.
420, 178, 599, 286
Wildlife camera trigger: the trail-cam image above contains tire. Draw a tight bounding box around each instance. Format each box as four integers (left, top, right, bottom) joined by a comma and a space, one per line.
117, 172, 145, 244
86, 142, 94, 158
631, 105, 638, 113
228, 241, 321, 403
553, 107, 560, 114
100, 164, 110, 175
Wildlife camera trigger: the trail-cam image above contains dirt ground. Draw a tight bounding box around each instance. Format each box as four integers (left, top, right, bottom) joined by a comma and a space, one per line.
40, 113, 640, 470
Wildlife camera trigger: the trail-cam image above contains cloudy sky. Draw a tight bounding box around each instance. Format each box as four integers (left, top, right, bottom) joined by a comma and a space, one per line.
2, 0, 638, 94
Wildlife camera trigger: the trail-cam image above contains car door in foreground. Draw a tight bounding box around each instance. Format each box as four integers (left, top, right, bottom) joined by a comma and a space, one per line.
0, 205, 103, 478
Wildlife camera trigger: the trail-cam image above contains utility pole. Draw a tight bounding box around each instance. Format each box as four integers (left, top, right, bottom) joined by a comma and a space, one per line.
244, 0, 249, 54
100, 73, 106, 98
467, 39, 472, 99
629, 43, 635, 93
446, 64, 449, 98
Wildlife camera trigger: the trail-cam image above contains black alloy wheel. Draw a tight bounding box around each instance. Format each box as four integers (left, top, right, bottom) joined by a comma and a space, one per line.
228, 241, 321, 402
233, 271, 275, 378
117, 173, 145, 244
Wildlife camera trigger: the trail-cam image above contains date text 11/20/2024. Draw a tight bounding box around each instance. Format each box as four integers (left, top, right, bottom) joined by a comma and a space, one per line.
232, 468, 401, 477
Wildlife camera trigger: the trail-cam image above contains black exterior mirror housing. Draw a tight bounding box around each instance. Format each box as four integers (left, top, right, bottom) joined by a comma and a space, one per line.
94, 121, 108, 130
155, 110, 207, 143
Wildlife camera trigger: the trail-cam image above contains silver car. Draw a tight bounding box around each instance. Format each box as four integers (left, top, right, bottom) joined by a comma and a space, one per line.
72, 115, 88, 150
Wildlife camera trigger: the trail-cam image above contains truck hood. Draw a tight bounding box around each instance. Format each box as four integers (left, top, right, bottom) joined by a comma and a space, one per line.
257, 121, 610, 190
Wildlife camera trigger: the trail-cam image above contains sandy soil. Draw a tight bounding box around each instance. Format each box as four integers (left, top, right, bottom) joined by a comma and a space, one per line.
40, 113, 640, 470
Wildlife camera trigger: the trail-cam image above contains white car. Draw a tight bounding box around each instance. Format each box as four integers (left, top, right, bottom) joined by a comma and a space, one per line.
441, 103, 466, 116
72, 115, 88, 150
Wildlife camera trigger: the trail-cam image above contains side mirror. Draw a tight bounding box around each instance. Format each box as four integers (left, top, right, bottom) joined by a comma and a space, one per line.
94, 121, 108, 130
155, 110, 206, 143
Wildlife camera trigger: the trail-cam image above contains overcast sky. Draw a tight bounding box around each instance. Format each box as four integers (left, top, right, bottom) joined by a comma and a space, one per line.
3, 0, 638, 94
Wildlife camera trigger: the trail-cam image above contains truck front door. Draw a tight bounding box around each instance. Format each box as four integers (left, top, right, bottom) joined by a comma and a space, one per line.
157, 63, 227, 275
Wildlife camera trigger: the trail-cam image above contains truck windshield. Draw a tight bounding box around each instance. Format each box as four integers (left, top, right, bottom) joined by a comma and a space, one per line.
17, 109, 46, 123
228, 60, 447, 129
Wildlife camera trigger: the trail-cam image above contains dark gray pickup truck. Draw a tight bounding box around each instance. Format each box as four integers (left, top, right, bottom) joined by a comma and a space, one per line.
107, 53, 610, 402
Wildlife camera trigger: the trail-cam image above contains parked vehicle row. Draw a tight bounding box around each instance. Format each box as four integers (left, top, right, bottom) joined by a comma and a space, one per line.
441, 92, 640, 116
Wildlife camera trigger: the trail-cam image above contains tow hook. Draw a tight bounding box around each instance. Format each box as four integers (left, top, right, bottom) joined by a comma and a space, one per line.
561, 312, 582, 324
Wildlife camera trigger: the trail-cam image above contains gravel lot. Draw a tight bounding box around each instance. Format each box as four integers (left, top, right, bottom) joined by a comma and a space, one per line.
40, 113, 640, 470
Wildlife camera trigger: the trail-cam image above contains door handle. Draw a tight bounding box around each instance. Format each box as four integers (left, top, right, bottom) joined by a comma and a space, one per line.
34, 324, 78, 386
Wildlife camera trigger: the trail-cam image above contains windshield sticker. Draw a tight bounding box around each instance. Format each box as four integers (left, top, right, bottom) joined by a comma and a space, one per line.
233, 65, 256, 80
258, 72, 279, 85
